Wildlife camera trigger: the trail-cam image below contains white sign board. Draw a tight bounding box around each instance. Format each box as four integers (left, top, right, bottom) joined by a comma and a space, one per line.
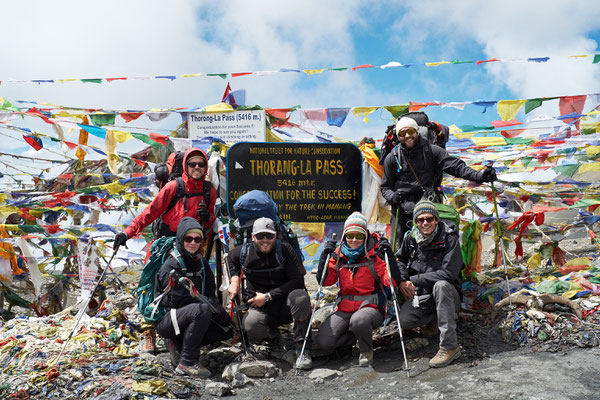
188, 110, 266, 143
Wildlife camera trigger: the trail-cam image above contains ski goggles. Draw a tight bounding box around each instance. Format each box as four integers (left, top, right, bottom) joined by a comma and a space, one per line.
254, 232, 276, 240
345, 232, 365, 240
183, 236, 203, 243
187, 161, 206, 168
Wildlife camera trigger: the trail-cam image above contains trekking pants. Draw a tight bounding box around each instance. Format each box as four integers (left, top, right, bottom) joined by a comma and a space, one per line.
398, 280, 461, 350
156, 303, 232, 366
243, 289, 311, 344
317, 307, 384, 354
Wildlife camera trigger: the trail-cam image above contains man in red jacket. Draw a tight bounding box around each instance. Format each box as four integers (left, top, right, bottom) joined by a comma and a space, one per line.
114, 147, 217, 352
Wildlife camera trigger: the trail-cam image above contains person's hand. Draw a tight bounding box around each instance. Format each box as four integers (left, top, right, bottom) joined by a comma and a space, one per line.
391, 190, 405, 205
114, 232, 128, 249
227, 277, 240, 300
197, 207, 211, 222
399, 280, 415, 300
479, 166, 498, 183
323, 240, 337, 256
378, 237, 392, 254
248, 292, 267, 308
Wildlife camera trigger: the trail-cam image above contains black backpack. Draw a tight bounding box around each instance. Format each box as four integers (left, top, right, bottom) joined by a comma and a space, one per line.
151, 151, 212, 238
379, 111, 449, 165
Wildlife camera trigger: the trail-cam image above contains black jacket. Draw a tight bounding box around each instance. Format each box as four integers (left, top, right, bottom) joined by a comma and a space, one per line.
227, 240, 305, 301
155, 217, 219, 310
396, 220, 463, 297
380, 138, 482, 208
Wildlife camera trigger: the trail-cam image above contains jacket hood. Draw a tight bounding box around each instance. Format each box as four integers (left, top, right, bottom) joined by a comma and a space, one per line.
176, 217, 204, 262
182, 147, 209, 186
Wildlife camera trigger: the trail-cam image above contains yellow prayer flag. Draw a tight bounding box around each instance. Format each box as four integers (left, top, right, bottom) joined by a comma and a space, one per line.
578, 162, 600, 174
266, 127, 284, 142
497, 100, 526, 121
99, 181, 128, 195
303, 69, 326, 75
425, 61, 451, 67
204, 103, 234, 113
585, 146, 600, 158
180, 73, 203, 77
471, 136, 507, 146
352, 107, 379, 123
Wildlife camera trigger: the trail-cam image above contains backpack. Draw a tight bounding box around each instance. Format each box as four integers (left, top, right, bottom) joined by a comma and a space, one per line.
232, 190, 304, 263
152, 151, 212, 237
134, 236, 185, 323
379, 111, 449, 165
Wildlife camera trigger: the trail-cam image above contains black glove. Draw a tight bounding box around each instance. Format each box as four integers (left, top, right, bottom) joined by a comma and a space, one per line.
378, 237, 392, 255
317, 240, 337, 283
479, 166, 498, 183
197, 207, 211, 223
391, 190, 405, 205
114, 232, 128, 249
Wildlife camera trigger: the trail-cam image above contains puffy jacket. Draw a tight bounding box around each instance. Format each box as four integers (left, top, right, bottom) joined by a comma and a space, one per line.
396, 220, 463, 297
380, 138, 482, 209
323, 233, 392, 313
155, 217, 219, 310
227, 240, 305, 302
124, 147, 217, 238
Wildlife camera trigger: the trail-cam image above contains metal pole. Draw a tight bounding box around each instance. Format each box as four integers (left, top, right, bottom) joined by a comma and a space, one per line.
490, 181, 512, 308
384, 252, 410, 377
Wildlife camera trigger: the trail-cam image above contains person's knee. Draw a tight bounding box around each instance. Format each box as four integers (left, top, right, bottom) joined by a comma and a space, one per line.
243, 311, 269, 341
316, 331, 336, 353
287, 289, 311, 321
433, 280, 453, 294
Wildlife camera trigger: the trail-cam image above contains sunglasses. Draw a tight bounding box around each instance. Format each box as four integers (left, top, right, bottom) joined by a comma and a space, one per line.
415, 216, 436, 225
187, 161, 206, 169
345, 233, 365, 240
183, 236, 203, 243
255, 232, 275, 240
397, 128, 417, 137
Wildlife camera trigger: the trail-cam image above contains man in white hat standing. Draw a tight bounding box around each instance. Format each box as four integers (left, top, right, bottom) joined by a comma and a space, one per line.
380, 115, 497, 247
227, 217, 313, 369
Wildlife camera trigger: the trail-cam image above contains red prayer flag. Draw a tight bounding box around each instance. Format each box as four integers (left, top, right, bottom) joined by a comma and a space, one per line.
559, 95, 587, 130
221, 83, 232, 102
120, 112, 143, 122
149, 132, 169, 145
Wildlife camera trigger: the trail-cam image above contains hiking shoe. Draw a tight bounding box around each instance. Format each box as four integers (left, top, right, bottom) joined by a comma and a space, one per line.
358, 350, 373, 367
165, 339, 181, 368
429, 347, 461, 368
175, 363, 211, 378
295, 347, 313, 370
267, 333, 285, 358
140, 329, 157, 353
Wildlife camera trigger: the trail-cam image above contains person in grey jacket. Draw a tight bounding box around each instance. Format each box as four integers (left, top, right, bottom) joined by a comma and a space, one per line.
381, 116, 497, 246
395, 200, 463, 368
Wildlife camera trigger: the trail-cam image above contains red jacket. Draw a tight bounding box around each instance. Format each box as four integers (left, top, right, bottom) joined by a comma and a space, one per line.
124, 148, 217, 238
323, 233, 392, 313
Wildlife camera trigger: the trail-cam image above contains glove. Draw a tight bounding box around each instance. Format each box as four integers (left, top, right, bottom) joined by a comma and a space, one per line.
114, 232, 128, 249
197, 207, 211, 223
391, 190, 405, 205
323, 240, 337, 256
317, 240, 337, 283
378, 237, 392, 254
479, 166, 498, 183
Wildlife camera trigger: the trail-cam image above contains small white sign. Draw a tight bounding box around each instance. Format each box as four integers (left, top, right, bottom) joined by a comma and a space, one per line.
188, 110, 266, 143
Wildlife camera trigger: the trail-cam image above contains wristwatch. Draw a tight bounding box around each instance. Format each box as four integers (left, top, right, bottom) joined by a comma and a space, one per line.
265, 292, 272, 302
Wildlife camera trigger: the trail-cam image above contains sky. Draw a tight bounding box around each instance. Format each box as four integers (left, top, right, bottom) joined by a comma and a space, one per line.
1, 0, 600, 187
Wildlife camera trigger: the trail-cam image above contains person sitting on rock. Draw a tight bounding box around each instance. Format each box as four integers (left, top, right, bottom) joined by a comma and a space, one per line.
154, 217, 232, 377
396, 200, 463, 368
316, 212, 399, 367
227, 217, 313, 370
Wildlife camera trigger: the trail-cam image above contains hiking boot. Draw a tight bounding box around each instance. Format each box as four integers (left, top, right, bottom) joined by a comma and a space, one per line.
429, 347, 461, 368
175, 363, 211, 378
358, 350, 373, 367
165, 339, 181, 368
140, 329, 157, 353
294, 346, 313, 370
422, 320, 439, 338
267, 333, 285, 358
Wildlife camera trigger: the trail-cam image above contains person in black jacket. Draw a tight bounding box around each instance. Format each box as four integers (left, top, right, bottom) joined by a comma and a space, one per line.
154, 217, 232, 378
395, 200, 463, 368
381, 116, 497, 247
227, 217, 312, 370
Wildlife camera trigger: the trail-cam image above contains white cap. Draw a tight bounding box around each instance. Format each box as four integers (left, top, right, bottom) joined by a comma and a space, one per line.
252, 217, 277, 235
395, 117, 419, 135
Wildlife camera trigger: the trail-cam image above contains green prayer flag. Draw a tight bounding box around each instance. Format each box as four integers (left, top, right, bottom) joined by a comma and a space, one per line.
384, 105, 410, 119
329, 67, 348, 71
131, 132, 162, 148
593, 54, 600, 64
553, 164, 579, 177
80, 79, 102, 84
459, 125, 494, 132
524, 99, 543, 114
452, 60, 474, 64
90, 113, 116, 126
207, 73, 228, 79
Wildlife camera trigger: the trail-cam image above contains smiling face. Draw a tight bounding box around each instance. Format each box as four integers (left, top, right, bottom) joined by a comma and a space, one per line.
398, 127, 419, 149
183, 233, 203, 254
186, 155, 207, 180
253, 232, 276, 254
415, 213, 438, 237
344, 231, 365, 249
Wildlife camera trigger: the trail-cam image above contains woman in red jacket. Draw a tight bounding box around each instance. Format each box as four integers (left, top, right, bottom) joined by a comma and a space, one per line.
316, 212, 398, 367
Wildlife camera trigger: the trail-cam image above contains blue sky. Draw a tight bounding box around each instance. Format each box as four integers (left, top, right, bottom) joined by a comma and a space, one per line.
1, 0, 600, 185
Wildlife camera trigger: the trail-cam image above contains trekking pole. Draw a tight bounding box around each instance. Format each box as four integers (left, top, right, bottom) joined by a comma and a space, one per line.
392, 207, 400, 253
295, 233, 337, 370
490, 179, 512, 308
223, 248, 253, 357
384, 252, 410, 378
52, 248, 118, 366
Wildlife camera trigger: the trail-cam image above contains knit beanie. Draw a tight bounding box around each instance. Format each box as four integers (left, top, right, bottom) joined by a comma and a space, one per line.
413, 200, 439, 223
395, 117, 419, 135
185, 228, 204, 238
343, 212, 368, 238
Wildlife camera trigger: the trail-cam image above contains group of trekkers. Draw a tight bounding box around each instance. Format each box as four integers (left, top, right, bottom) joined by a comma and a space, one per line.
112, 113, 498, 377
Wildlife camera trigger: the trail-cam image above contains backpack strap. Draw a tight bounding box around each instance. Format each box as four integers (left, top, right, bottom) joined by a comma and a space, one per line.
240, 239, 285, 273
